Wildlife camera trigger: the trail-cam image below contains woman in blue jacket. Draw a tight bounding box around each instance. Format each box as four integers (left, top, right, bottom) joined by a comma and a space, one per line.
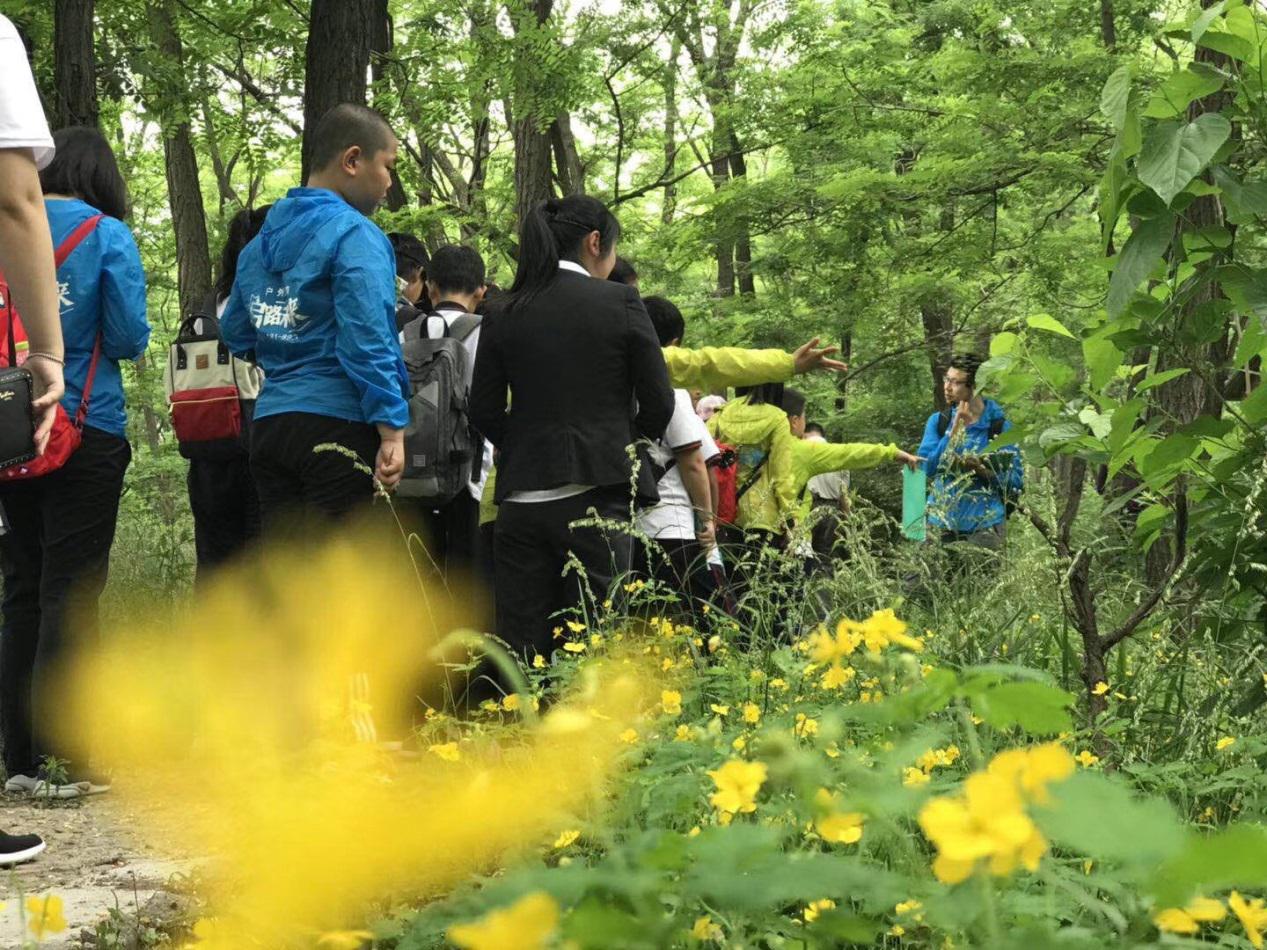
0, 127, 150, 799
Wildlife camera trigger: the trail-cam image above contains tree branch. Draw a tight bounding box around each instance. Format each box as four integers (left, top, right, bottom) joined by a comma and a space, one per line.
1102, 487, 1189, 650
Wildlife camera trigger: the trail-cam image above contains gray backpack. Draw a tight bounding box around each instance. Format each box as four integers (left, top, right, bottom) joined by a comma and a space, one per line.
397, 312, 481, 504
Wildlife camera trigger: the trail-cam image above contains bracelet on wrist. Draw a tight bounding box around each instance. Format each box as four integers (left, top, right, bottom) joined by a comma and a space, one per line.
26, 352, 66, 367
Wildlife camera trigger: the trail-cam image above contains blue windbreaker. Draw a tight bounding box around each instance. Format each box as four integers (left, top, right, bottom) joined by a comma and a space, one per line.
45, 198, 150, 439
220, 188, 410, 428
917, 398, 1022, 533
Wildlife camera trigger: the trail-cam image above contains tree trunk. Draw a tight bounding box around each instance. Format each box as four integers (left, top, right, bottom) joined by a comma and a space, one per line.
1100, 0, 1117, 50
301, 0, 376, 184
551, 112, 585, 196
148, 0, 212, 318
368, 0, 407, 212
728, 134, 754, 296
661, 37, 680, 226
510, 0, 556, 234
53, 0, 98, 129
710, 151, 736, 297
921, 295, 954, 412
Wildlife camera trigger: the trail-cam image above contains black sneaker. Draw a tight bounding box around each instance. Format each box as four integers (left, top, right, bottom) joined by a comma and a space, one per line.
0, 830, 45, 866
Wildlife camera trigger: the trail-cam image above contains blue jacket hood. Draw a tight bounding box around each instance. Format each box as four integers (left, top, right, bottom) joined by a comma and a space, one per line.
258, 188, 349, 273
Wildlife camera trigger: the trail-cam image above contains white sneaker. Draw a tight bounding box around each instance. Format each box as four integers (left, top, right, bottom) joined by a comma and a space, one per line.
32, 779, 84, 800
4, 774, 39, 794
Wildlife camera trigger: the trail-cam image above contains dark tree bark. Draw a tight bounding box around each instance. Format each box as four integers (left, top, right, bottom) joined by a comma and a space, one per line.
1100, 0, 1117, 50
551, 112, 585, 196
728, 134, 754, 296
509, 0, 556, 234
53, 0, 98, 129
301, 0, 376, 184
661, 37, 680, 226
148, 0, 212, 318
921, 294, 954, 412
369, 0, 407, 212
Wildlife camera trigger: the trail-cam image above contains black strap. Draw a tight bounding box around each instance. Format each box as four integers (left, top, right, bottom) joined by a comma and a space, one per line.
734, 454, 768, 504
936, 408, 952, 438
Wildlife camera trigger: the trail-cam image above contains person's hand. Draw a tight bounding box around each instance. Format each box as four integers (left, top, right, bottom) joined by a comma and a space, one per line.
950, 399, 977, 436
697, 517, 716, 551
792, 338, 847, 375
962, 456, 990, 478
26, 356, 66, 456
375, 427, 405, 491
895, 450, 924, 470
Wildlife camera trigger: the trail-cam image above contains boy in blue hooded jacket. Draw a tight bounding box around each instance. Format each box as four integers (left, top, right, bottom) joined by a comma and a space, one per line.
222, 104, 410, 532
917, 352, 1023, 549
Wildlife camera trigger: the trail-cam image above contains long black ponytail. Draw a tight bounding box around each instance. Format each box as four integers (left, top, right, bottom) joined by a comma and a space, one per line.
507, 194, 621, 313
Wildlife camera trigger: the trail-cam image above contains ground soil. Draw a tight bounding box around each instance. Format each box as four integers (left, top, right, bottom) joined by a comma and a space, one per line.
0, 792, 194, 949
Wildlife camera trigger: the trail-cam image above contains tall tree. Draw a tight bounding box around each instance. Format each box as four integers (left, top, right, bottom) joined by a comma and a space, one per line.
53, 0, 98, 129
509, 0, 556, 233
147, 0, 212, 319
301, 0, 376, 183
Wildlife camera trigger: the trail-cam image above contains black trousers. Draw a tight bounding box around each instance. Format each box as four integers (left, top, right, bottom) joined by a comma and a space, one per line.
188, 452, 260, 587
0, 426, 130, 778
250, 412, 380, 540
413, 490, 480, 580
494, 486, 633, 661
644, 537, 717, 618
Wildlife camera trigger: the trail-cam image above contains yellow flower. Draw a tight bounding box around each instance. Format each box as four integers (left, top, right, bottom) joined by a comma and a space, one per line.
770, 677, 788, 690
732, 737, 747, 751
817, 811, 865, 845
690, 915, 723, 941
895, 899, 923, 916
688, 825, 701, 837
563, 641, 586, 653
862, 608, 925, 652
661, 690, 683, 716
317, 931, 374, 949
674, 725, 692, 742
1154, 908, 1199, 935
1230, 891, 1267, 948
502, 693, 521, 712
741, 702, 761, 724
917, 770, 1047, 883
1091, 681, 1109, 696
552, 829, 580, 849
428, 742, 461, 762
1217, 736, 1237, 751
889, 924, 906, 936
804, 898, 836, 922
903, 767, 931, 788
1185, 897, 1227, 922
26, 895, 68, 938
820, 663, 855, 690
619, 728, 639, 744
710, 704, 730, 716
532, 654, 546, 669
707, 759, 767, 815
794, 713, 819, 737
565, 620, 586, 633
1074, 750, 1099, 768
448, 892, 559, 950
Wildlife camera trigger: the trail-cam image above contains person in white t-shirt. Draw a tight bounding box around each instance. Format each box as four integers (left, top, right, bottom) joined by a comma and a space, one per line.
0, 14, 63, 453
0, 11, 55, 869
413, 243, 488, 579
638, 296, 720, 612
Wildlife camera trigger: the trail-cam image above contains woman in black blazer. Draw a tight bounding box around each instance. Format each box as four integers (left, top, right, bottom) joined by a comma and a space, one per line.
470, 195, 674, 662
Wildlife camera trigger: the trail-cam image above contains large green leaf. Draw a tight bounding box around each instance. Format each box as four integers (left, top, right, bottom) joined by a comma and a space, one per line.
1082, 331, 1124, 391
1191, 0, 1229, 42
1035, 771, 1185, 868
1099, 64, 1132, 131
968, 681, 1074, 735
1150, 825, 1267, 906
1107, 213, 1174, 317
1141, 65, 1224, 119
1026, 313, 1076, 339
1135, 367, 1190, 392
1137, 115, 1232, 206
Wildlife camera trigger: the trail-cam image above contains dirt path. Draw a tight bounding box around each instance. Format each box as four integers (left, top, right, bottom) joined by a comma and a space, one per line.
0, 794, 194, 949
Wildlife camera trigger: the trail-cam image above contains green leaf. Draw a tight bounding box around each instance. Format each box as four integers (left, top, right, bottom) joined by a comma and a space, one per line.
1198, 28, 1254, 61
1035, 771, 1185, 868
1039, 422, 1086, 453
1026, 313, 1076, 339
1135, 367, 1190, 392
1141, 433, 1198, 477
1078, 406, 1113, 439
1137, 115, 1232, 206
990, 331, 1020, 357
1192, 0, 1229, 42
969, 681, 1074, 735
1141, 65, 1225, 119
1212, 167, 1267, 223
1241, 382, 1267, 425
1107, 214, 1174, 317
1150, 825, 1267, 906
1083, 332, 1124, 391
1099, 65, 1132, 131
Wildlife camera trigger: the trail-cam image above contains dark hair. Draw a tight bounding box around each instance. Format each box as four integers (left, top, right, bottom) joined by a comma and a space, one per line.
215, 205, 272, 302
39, 126, 129, 220
608, 257, 638, 286
735, 382, 785, 407
507, 195, 621, 312
388, 232, 428, 281
781, 387, 807, 418
642, 295, 684, 347
428, 244, 486, 296
949, 352, 985, 388
309, 104, 394, 175
805, 421, 826, 436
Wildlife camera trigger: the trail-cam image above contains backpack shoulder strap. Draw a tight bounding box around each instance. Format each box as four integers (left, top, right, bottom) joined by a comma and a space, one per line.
734, 453, 769, 504
988, 416, 1005, 440
936, 408, 952, 438
448, 313, 482, 341
54, 214, 103, 267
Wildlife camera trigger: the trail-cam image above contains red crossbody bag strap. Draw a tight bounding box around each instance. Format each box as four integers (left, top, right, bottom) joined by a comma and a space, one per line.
53, 214, 104, 429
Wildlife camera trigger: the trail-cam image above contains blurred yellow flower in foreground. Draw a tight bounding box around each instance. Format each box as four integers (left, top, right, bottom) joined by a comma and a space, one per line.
1231, 891, 1267, 949
448, 891, 559, 950
708, 759, 767, 815
1216, 736, 1237, 751
59, 531, 653, 946
26, 894, 67, 938
661, 689, 683, 716
691, 914, 724, 940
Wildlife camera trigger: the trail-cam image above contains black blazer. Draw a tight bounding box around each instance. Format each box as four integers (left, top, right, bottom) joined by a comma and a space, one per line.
470, 269, 674, 505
